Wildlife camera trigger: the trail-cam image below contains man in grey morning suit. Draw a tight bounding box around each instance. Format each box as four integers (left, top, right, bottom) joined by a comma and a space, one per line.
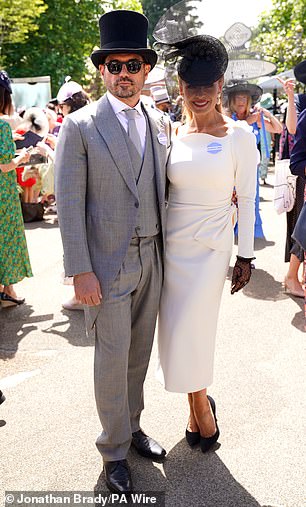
55, 10, 170, 494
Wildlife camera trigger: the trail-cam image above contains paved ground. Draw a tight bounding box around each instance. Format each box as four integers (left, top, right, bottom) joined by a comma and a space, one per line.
0, 167, 305, 507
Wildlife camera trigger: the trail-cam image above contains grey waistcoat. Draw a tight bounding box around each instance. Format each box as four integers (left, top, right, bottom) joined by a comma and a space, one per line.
120, 112, 161, 238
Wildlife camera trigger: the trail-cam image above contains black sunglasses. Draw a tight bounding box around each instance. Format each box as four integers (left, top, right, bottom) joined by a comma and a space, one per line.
104, 59, 146, 75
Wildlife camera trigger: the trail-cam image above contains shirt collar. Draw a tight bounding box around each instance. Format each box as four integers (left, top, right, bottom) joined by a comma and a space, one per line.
107, 91, 144, 117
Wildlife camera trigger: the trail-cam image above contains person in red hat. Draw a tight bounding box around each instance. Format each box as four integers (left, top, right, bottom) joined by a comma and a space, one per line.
55, 10, 170, 494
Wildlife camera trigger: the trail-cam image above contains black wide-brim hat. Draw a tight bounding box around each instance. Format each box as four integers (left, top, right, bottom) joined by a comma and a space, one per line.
224, 82, 263, 105
174, 35, 228, 86
294, 60, 306, 85
91, 10, 157, 70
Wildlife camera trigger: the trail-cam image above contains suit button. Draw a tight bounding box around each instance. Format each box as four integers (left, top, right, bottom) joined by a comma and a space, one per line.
135, 202, 139, 208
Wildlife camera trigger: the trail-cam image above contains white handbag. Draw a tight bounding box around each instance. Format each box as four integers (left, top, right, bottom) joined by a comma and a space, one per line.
273, 159, 297, 214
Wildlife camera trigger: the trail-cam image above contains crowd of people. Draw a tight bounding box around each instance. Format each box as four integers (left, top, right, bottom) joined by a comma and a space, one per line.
0, 7, 305, 495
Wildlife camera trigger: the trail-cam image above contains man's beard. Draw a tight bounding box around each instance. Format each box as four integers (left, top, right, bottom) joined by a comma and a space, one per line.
115, 88, 135, 98
110, 79, 138, 98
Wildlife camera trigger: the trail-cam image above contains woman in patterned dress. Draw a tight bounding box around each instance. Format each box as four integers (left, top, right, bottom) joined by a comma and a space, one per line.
0, 70, 33, 307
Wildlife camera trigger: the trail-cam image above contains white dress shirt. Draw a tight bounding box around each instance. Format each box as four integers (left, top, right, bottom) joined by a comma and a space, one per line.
107, 91, 146, 156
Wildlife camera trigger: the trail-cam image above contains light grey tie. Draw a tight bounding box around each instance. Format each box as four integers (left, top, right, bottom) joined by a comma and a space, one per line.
124, 108, 142, 157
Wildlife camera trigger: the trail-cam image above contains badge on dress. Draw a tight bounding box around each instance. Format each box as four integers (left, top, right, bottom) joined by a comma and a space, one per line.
207, 142, 222, 154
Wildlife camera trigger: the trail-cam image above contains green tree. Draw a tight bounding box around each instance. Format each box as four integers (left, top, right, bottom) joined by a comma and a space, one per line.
251, 0, 306, 73
141, 0, 179, 42
0, 0, 47, 66
3, 0, 142, 96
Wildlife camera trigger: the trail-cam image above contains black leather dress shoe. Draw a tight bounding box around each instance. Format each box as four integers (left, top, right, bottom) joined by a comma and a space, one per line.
104, 459, 133, 493
131, 429, 166, 460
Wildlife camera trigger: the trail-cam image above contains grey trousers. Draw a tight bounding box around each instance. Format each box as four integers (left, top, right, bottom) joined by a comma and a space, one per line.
94, 235, 163, 462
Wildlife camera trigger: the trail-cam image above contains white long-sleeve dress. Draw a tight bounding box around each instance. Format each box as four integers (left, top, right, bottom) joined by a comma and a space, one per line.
157, 120, 258, 393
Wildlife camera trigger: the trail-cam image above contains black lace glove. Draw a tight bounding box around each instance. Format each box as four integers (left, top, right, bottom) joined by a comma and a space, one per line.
231, 256, 255, 294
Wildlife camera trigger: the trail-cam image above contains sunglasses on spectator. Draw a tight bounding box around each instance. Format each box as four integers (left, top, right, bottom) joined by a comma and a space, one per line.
104, 59, 146, 75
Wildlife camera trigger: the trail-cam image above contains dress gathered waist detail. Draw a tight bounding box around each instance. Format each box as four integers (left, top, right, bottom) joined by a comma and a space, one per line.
169, 188, 233, 208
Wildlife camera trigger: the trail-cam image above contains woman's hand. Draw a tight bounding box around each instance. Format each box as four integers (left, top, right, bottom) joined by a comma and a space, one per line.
277, 77, 295, 99
245, 110, 260, 124
252, 106, 272, 120
45, 133, 57, 150
253, 106, 283, 133
36, 141, 54, 160
0, 148, 30, 173
12, 132, 25, 142
258, 106, 272, 119
231, 256, 254, 294
17, 147, 31, 165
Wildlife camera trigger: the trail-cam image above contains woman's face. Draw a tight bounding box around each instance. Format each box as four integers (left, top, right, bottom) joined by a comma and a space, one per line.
179, 77, 223, 115
59, 102, 71, 116
233, 93, 249, 115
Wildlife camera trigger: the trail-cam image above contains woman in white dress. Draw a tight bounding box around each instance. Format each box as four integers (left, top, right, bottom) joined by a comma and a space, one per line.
157, 35, 258, 452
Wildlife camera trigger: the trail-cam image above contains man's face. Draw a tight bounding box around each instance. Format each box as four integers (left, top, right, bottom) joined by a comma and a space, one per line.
100, 53, 151, 105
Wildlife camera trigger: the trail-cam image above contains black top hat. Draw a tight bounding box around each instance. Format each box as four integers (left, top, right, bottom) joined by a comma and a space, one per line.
294, 60, 306, 85
223, 82, 263, 105
0, 70, 12, 94
91, 10, 157, 70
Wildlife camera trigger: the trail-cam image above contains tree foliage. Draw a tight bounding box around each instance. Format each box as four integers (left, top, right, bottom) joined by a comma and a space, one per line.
141, 0, 179, 42
3, 0, 142, 96
251, 0, 306, 73
0, 0, 47, 65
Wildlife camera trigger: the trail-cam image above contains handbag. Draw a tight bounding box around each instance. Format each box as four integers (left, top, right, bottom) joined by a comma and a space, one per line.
21, 201, 45, 222
292, 201, 306, 251
273, 159, 297, 214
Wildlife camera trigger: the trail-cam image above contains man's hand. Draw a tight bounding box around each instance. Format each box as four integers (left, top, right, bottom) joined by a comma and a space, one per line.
74, 272, 102, 306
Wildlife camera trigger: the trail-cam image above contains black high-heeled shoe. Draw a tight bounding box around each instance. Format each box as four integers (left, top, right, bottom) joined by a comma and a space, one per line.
0, 292, 25, 308
200, 395, 220, 453
185, 428, 200, 447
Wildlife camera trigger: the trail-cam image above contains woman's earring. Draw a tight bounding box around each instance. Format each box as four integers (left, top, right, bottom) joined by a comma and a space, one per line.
216, 93, 221, 105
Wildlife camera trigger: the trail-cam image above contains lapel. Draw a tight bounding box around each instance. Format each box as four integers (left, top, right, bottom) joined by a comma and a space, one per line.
143, 105, 167, 207
92, 95, 138, 198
